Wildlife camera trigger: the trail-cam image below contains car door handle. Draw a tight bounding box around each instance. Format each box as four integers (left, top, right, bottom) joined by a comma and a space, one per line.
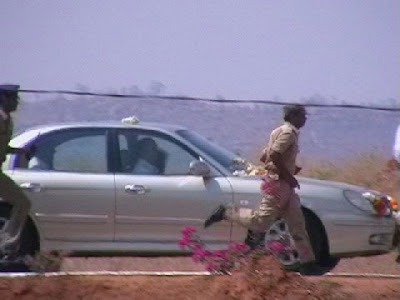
20, 182, 42, 192
124, 184, 147, 195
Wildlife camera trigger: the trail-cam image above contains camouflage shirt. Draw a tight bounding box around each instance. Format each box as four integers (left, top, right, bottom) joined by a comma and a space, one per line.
0, 108, 13, 165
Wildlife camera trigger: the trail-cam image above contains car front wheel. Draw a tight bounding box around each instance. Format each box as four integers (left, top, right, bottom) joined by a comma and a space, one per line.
245, 214, 340, 268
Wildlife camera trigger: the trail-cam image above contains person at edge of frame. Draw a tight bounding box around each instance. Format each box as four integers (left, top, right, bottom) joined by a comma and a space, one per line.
0, 84, 32, 260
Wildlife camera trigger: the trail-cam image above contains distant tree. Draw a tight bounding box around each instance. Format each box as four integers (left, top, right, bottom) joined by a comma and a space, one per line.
124, 85, 143, 96
75, 84, 90, 93
381, 98, 399, 108
148, 81, 166, 95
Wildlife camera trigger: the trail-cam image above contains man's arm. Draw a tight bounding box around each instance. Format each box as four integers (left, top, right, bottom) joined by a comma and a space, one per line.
294, 166, 302, 175
270, 151, 300, 189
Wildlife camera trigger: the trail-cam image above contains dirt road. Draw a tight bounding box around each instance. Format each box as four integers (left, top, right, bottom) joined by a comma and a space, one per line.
1, 251, 399, 299
59, 251, 400, 275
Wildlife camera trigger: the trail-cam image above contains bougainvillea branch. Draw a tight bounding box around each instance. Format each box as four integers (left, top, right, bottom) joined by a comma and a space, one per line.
178, 226, 251, 273
178, 226, 291, 273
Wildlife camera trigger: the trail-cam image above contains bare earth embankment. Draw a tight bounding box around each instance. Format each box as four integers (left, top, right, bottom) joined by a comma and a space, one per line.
1, 252, 399, 300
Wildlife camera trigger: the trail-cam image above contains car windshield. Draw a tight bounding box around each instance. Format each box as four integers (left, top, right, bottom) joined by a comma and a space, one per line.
176, 129, 247, 173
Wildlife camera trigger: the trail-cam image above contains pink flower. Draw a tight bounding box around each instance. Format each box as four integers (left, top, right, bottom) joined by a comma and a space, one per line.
267, 241, 285, 254
192, 248, 212, 262
177, 233, 194, 250
192, 253, 203, 263
229, 242, 249, 253
191, 243, 203, 251
212, 250, 228, 259
261, 179, 278, 195
177, 239, 187, 250
181, 226, 196, 236
206, 262, 219, 272
178, 227, 255, 273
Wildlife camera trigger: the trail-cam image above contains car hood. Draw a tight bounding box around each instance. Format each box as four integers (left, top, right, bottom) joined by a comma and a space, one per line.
230, 174, 367, 193
296, 176, 368, 193
227, 174, 371, 214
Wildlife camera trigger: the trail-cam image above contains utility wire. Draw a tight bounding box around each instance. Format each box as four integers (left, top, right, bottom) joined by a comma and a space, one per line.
19, 89, 400, 112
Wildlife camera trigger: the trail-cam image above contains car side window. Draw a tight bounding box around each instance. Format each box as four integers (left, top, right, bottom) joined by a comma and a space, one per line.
25, 129, 108, 173
118, 131, 198, 175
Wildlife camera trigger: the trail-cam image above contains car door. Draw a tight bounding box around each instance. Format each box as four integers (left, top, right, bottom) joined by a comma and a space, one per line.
11, 127, 115, 243
114, 129, 234, 249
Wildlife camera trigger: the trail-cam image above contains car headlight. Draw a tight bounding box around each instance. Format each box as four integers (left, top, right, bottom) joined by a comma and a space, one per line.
344, 190, 374, 213
343, 190, 392, 216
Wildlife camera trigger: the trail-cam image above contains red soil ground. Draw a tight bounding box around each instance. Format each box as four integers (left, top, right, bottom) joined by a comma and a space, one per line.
1, 253, 400, 300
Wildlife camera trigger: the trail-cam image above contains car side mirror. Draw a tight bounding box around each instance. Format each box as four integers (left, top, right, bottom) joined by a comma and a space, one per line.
189, 160, 211, 177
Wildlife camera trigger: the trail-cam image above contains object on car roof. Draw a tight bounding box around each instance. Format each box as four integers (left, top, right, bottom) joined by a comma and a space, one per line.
121, 116, 140, 125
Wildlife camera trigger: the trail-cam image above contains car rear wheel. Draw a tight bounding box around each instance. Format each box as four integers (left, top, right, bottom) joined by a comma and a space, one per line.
0, 204, 39, 256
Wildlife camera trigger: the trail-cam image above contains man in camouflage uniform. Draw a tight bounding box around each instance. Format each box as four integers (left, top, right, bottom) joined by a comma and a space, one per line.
0, 84, 31, 258
204, 104, 318, 274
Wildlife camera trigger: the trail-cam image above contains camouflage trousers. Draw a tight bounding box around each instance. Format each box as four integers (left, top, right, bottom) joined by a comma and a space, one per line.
226, 175, 315, 263
0, 171, 31, 253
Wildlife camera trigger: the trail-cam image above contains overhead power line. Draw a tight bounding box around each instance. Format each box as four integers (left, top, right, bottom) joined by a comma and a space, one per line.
19, 89, 399, 112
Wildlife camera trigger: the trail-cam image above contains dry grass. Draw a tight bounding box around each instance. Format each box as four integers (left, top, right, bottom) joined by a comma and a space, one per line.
247, 149, 397, 198
301, 153, 397, 198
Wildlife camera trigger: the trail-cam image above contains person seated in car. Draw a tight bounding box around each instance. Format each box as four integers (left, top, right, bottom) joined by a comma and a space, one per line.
28, 147, 53, 170
132, 138, 161, 175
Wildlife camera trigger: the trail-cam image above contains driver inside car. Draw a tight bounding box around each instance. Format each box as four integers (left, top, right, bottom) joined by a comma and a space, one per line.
132, 138, 161, 175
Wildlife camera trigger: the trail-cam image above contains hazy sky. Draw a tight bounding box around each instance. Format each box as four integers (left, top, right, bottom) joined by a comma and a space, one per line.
1, 1, 399, 105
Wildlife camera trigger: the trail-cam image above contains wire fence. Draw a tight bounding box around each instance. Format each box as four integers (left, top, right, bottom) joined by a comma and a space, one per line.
14, 88, 399, 164
19, 89, 400, 112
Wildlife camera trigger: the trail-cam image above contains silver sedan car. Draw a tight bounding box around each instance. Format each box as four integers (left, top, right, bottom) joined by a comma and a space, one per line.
0, 119, 396, 266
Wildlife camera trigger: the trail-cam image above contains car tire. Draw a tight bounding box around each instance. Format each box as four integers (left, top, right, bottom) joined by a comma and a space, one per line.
0, 204, 39, 256
0, 205, 9, 231
244, 229, 266, 250
245, 219, 300, 266
303, 210, 340, 268
244, 212, 340, 269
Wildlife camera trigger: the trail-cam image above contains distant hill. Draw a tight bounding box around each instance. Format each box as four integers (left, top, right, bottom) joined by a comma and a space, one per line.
14, 95, 399, 162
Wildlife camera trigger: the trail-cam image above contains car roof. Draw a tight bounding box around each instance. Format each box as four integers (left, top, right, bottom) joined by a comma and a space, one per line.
11, 120, 188, 147
20, 120, 186, 134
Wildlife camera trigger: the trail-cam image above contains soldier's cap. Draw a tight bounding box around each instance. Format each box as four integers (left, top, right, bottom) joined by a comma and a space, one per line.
0, 84, 20, 96
0, 84, 20, 92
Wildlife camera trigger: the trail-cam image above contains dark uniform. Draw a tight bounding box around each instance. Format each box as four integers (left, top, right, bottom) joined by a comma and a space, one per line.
0, 85, 31, 256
